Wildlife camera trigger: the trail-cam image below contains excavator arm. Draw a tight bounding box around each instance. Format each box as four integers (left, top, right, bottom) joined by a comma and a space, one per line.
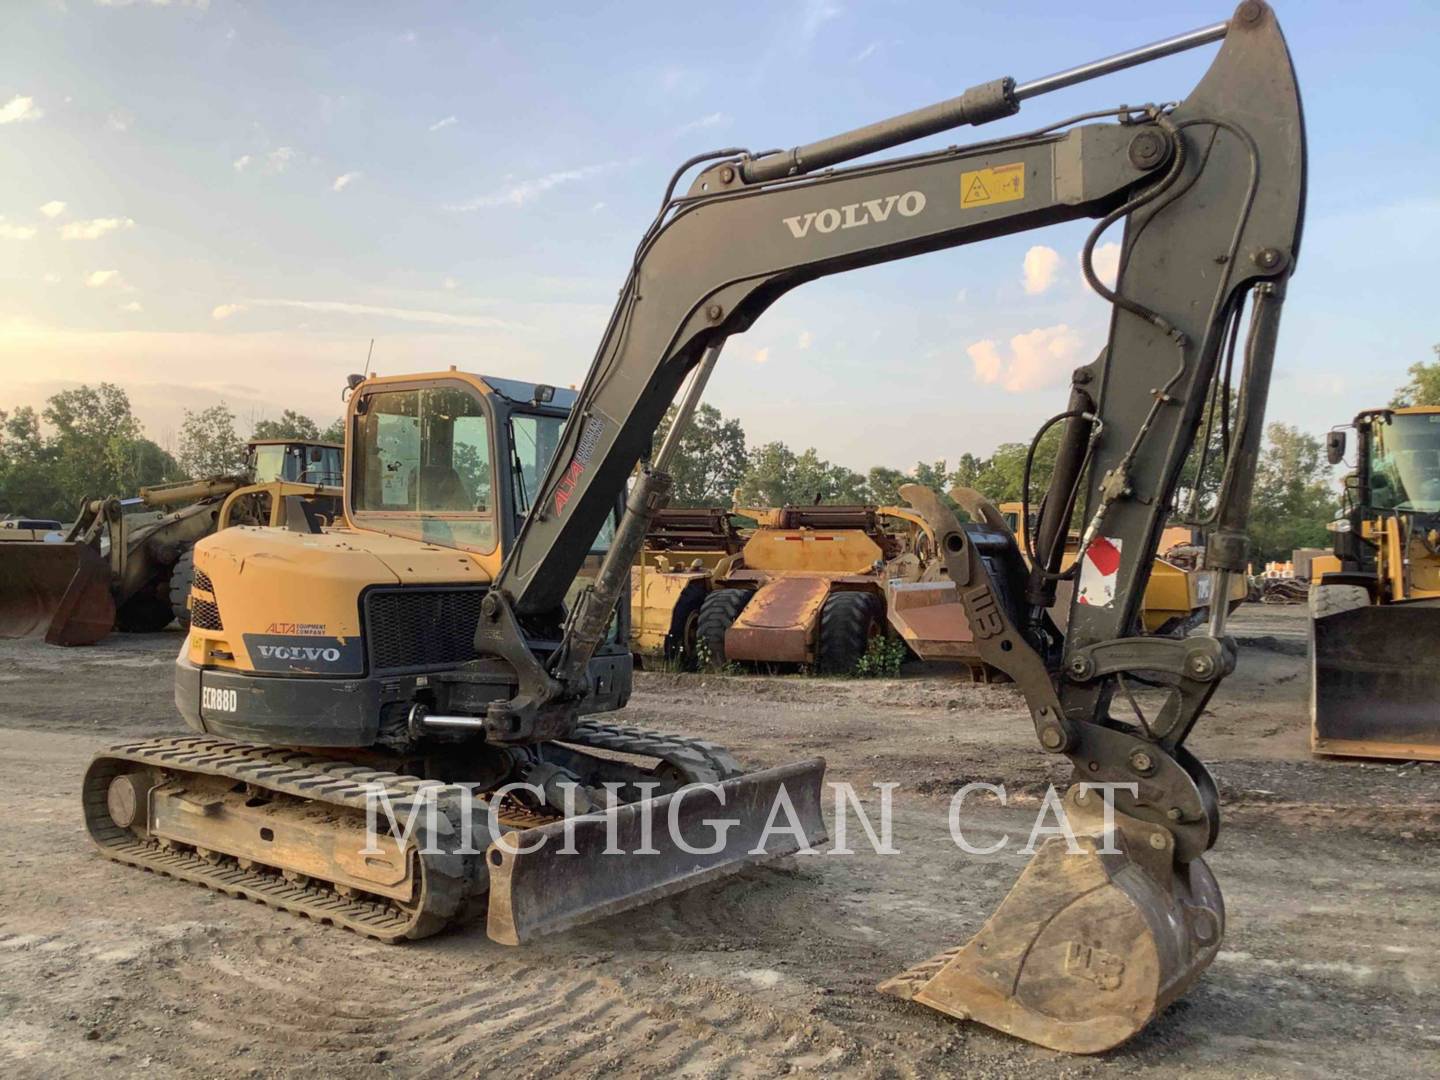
469, 2, 1303, 1051
477, 0, 1303, 743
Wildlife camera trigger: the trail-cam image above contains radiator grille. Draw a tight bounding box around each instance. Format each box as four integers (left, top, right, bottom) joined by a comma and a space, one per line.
190, 568, 223, 631
364, 587, 485, 672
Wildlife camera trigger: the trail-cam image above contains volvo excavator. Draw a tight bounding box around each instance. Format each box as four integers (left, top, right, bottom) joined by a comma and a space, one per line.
83, 2, 1304, 1054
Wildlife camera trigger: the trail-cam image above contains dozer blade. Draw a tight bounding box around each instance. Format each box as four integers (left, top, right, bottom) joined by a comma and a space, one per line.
486, 757, 827, 945
0, 541, 115, 645
880, 786, 1223, 1054
1311, 593, 1440, 762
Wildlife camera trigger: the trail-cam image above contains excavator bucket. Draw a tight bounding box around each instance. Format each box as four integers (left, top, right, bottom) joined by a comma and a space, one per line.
1311, 588, 1440, 762
879, 787, 1223, 1053
0, 541, 115, 645
486, 757, 827, 944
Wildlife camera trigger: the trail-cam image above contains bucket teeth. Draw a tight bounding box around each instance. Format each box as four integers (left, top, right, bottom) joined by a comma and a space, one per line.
877, 945, 967, 1011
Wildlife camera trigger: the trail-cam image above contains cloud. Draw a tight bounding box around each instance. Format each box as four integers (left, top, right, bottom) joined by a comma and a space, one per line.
243, 298, 515, 329
0, 220, 37, 240
752, 347, 770, 365
954, 288, 968, 304
429, 115, 458, 132
399, 29, 417, 43
442, 277, 459, 290
120, 301, 143, 313
211, 303, 246, 321
107, 109, 134, 133
265, 146, 295, 174
1022, 245, 1061, 295
39, 201, 67, 219
86, 270, 121, 288
232, 154, 252, 172
1083, 241, 1121, 291
61, 217, 136, 240
800, 0, 842, 43
591, 201, 606, 212
447, 161, 618, 211
967, 324, 1084, 393
42, 273, 62, 284
853, 40, 881, 62
797, 330, 813, 350
675, 112, 730, 138
331, 171, 359, 192
0, 96, 43, 125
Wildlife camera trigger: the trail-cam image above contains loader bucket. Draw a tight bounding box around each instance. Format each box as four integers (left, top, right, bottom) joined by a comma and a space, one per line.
0, 541, 115, 645
880, 786, 1223, 1053
485, 757, 827, 944
1311, 590, 1440, 762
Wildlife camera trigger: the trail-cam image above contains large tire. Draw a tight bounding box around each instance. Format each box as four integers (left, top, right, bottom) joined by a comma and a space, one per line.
696, 588, 750, 669
169, 546, 196, 630
818, 591, 884, 675
665, 581, 709, 670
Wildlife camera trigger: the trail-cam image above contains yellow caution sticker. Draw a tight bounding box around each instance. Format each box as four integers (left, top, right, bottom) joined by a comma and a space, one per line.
961, 162, 1025, 209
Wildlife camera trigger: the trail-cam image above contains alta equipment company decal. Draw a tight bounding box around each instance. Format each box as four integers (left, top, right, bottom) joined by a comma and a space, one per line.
1077, 536, 1122, 607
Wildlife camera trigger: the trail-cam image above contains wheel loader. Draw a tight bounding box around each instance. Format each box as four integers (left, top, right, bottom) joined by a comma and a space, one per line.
85, 3, 1305, 1054
1309, 407, 1440, 761
0, 438, 340, 645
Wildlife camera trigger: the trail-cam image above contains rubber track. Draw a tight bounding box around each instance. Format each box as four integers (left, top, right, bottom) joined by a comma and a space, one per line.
83, 736, 469, 943
568, 718, 745, 781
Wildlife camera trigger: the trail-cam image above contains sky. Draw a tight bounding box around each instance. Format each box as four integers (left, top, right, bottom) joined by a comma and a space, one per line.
2, 0, 1437, 471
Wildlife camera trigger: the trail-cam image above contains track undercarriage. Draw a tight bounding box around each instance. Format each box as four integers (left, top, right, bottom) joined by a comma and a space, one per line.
84, 722, 827, 945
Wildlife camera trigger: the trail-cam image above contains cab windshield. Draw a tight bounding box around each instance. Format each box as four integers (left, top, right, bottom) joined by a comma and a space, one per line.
1370, 413, 1440, 513
352, 384, 496, 551
252, 443, 342, 485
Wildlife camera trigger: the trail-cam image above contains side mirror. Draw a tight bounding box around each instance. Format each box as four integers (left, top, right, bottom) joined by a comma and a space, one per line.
1325, 429, 1347, 466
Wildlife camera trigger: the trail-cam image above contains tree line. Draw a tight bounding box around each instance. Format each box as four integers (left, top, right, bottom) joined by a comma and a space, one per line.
7, 348, 1437, 560
0, 384, 340, 522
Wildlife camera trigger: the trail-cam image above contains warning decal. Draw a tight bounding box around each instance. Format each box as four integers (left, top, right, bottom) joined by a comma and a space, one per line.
961, 162, 1025, 209
1077, 536, 1122, 608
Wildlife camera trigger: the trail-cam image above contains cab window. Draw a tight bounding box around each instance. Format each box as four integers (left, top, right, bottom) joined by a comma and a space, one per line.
353, 386, 496, 551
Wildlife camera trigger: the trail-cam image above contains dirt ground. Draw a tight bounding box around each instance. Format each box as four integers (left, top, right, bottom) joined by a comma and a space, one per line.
1, 605, 1437, 1078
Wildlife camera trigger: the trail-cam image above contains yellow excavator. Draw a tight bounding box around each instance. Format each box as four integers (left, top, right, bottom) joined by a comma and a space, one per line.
1309, 406, 1440, 760
84, 3, 1304, 1054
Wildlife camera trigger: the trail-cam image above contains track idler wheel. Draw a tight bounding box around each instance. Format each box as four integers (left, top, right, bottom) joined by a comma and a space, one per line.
879, 786, 1223, 1053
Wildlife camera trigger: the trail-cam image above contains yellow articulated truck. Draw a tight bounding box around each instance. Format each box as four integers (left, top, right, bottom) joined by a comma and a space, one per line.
1309, 406, 1440, 761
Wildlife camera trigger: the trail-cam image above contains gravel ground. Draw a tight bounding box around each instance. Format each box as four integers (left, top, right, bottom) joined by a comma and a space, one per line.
0, 604, 1436, 1078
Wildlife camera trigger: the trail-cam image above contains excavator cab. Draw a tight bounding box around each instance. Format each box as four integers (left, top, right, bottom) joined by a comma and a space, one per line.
1311, 407, 1440, 761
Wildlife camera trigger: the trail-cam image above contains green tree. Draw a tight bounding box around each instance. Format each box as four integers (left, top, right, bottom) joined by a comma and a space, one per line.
1247, 422, 1337, 562
864, 465, 907, 505
252, 409, 321, 442
319, 418, 345, 444
734, 442, 866, 507
42, 383, 147, 503
652, 403, 747, 507
178, 403, 247, 478
0, 406, 63, 518
1390, 343, 1440, 407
